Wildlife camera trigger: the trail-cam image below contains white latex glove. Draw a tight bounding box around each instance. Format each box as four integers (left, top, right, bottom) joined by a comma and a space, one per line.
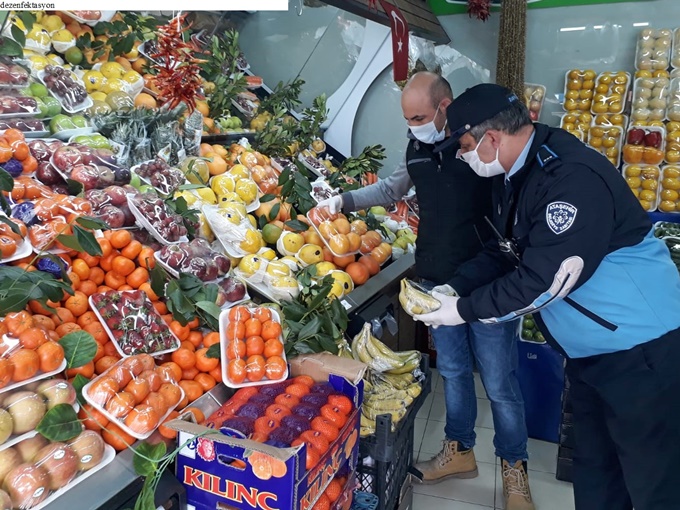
432, 284, 457, 297
316, 195, 343, 214
413, 291, 464, 329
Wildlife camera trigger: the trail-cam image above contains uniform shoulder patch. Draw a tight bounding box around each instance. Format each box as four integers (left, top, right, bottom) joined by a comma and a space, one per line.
546, 201, 577, 235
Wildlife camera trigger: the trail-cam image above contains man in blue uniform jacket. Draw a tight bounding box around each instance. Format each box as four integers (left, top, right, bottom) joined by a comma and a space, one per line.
414, 83, 680, 510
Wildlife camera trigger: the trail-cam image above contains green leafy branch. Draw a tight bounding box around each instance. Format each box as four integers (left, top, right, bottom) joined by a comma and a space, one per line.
253, 106, 299, 158
296, 95, 328, 152
281, 265, 348, 358
202, 30, 248, 119
275, 164, 316, 216
259, 77, 305, 114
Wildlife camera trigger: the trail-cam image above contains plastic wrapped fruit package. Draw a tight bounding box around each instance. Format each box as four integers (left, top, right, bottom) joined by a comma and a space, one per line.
587, 125, 624, 167
622, 126, 666, 165
127, 193, 188, 244
591, 72, 630, 115
202, 204, 258, 258
89, 290, 181, 357
665, 121, 680, 164
306, 208, 358, 257
0, 93, 39, 117
673, 29, 680, 69
658, 165, 680, 213
591, 113, 628, 129
39, 65, 90, 113
219, 305, 288, 388
667, 79, 680, 122
156, 239, 230, 281
622, 164, 661, 212
83, 354, 184, 439
0, 118, 46, 132
0, 60, 30, 88
235, 254, 269, 284
84, 186, 138, 229
636, 28, 672, 71
563, 69, 597, 113
523, 84, 545, 122
132, 158, 186, 196
631, 77, 670, 123
1, 429, 112, 508
560, 113, 589, 141
0, 216, 28, 264
27, 217, 73, 252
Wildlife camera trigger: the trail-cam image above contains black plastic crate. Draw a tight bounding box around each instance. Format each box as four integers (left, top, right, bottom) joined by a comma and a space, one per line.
359, 354, 432, 463
356, 354, 432, 510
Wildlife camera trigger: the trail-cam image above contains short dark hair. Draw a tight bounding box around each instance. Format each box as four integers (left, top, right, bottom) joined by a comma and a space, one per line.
429, 75, 453, 109
468, 101, 532, 141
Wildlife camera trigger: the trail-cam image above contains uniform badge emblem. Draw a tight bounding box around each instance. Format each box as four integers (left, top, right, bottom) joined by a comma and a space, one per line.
546, 202, 577, 235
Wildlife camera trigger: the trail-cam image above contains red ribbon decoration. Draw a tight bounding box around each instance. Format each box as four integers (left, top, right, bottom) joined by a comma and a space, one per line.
377, 0, 409, 82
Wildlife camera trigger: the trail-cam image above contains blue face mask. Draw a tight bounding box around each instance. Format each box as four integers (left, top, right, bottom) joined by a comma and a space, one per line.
409, 104, 447, 144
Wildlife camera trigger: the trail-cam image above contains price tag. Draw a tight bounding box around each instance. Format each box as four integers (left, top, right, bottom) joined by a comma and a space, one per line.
340, 299, 351, 311
157, 144, 172, 162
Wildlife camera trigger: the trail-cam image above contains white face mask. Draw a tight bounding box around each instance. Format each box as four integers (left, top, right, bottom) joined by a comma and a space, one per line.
457, 133, 506, 178
409, 105, 447, 145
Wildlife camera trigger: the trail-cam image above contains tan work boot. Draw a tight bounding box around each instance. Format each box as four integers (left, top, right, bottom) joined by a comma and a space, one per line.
501, 459, 535, 510
414, 439, 478, 484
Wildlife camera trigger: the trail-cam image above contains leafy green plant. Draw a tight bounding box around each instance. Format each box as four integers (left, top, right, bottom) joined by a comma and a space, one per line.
329, 145, 386, 192
274, 164, 317, 216
296, 95, 329, 153
259, 77, 305, 114
281, 265, 349, 357
253, 106, 299, 157
0, 11, 32, 56
201, 30, 248, 119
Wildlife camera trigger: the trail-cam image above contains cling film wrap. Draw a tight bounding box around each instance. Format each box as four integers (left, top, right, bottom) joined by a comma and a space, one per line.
635, 28, 672, 71
306, 207, 360, 258
156, 239, 231, 282
218, 306, 289, 388
0, 380, 77, 450
131, 158, 186, 196
0, 58, 30, 89
4, 431, 114, 510
398, 278, 441, 317
0, 92, 40, 118
84, 186, 138, 229
89, 290, 181, 357
82, 354, 185, 440
202, 204, 262, 259
127, 192, 189, 244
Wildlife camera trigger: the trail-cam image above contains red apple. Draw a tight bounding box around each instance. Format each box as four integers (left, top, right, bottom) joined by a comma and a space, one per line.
33, 443, 79, 490
52, 146, 84, 172
3, 463, 49, 508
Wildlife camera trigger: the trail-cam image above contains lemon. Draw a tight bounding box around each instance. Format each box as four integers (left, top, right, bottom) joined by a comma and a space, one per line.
90, 91, 107, 102
42, 14, 64, 33
297, 244, 324, 266
124, 46, 139, 60
82, 70, 105, 93
277, 232, 304, 256
247, 214, 257, 229
228, 164, 250, 181
101, 78, 126, 94
51, 29, 74, 43
194, 187, 217, 205
218, 192, 245, 206
26, 25, 50, 48
279, 256, 300, 272
266, 260, 292, 278
314, 261, 337, 277
28, 56, 50, 71
100, 62, 126, 80
235, 179, 258, 204
329, 271, 353, 296
218, 201, 247, 219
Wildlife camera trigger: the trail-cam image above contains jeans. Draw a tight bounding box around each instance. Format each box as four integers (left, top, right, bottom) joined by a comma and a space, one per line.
431, 320, 529, 464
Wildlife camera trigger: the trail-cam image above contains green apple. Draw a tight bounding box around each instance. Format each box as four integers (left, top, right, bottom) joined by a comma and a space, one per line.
129, 173, 142, 190
369, 206, 387, 216
50, 114, 75, 133
35, 97, 49, 119
43, 96, 62, 117
29, 82, 49, 98
71, 115, 88, 128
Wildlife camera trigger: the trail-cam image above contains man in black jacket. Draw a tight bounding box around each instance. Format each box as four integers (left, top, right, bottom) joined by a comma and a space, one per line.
318, 73, 534, 510
416, 83, 680, 510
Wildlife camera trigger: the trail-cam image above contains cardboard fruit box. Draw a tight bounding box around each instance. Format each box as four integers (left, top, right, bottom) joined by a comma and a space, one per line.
167, 353, 367, 510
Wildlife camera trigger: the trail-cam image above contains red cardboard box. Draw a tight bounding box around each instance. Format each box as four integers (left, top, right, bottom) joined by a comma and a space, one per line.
168, 354, 366, 510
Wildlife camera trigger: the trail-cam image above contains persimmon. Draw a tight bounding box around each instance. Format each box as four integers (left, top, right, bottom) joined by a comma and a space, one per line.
18, 326, 50, 351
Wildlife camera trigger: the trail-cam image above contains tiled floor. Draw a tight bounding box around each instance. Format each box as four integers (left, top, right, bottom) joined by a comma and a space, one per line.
411, 369, 575, 510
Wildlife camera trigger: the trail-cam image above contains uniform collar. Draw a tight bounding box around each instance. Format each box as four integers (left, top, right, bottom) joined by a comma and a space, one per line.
506, 131, 535, 182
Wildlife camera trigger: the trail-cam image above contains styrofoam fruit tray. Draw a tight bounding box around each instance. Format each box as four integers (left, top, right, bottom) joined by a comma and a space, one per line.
52, 127, 95, 142
29, 444, 116, 510
82, 370, 184, 440
0, 231, 32, 264
126, 194, 188, 246
88, 292, 181, 358
0, 334, 67, 395
201, 204, 252, 259
36, 70, 93, 115
219, 306, 288, 388
306, 210, 360, 258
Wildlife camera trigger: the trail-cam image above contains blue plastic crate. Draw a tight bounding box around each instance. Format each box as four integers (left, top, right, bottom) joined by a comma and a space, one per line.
351, 491, 379, 510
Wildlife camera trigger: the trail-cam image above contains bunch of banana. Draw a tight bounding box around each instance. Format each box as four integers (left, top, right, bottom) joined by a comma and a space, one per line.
360, 369, 423, 436
351, 323, 421, 374
337, 338, 354, 360
399, 279, 441, 317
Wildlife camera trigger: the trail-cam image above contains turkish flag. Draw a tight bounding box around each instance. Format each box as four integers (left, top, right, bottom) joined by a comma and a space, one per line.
378, 0, 409, 82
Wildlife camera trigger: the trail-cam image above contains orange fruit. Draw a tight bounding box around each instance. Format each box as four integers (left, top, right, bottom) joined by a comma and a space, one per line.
122, 356, 145, 376
126, 267, 149, 289
226, 339, 246, 360
121, 240, 142, 259
88, 376, 120, 406
158, 362, 182, 383
105, 391, 135, 418
72, 258, 92, 280
110, 230, 132, 249
95, 356, 119, 375
99, 253, 116, 272
194, 373, 217, 392
37, 341, 65, 372
79, 404, 110, 431
244, 318, 262, 337
261, 321, 282, 341
182, 366, 200, 381
264, 339, 284, 358
112, 256, 135, 277
158, 411, 180, 439
79, 279, 98, 296
301, 429, 330, 453
209, 365, 223, 384
104, 271, 126, 290
328, 394, 353, 415
254, 416, 279, 436
227, 359, 247, 384
203, 331, 220, 348
125, 378, 151, 404
186, 331, 203, 348
18, 327, 49, 350
137, 247, 156, 269
102, 423, 135, 451
138, 369, 162, 392
265, 403, 291, 421
286, 382, 310, 398
143, 392, 168, 416
124, 405, 160, 435
0, 359, 13, 388
225, 321, 246, 341
252, 308, 272, 322
232, 386, 260, 403
183, 406, 205, 424
9, 348, 39, 381
158, 382, 182, 408
180, 341, 196, 352
66, 360, 95, 379
179, 380, 203, 404
65, 291, 89, 317
265, 356, 286, 381
56, 322, 82, 338
246, 336, 264, 357
137, 354, 155, 372
153, 302, 168, 315
84, 322, 108, 345
31, 315, 55, 332
103, 341, 120, 358
5, 310, 34, 336
325, 480, 342, 503
332, 253, 354, 268
171, 348, 196, 370
0, 236, 17, 258
89, 267, 105, 285
228, 306, 251, 323
345, 262, 369, 285
311, 417, 340, 442
305, 448, 320, 470
194, 348, 218, 372
294, 375, 315, 388
97, 238, 112, 257
170, 321, 190, 342
138, 282, 159, 302
245, 355, 265, 382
